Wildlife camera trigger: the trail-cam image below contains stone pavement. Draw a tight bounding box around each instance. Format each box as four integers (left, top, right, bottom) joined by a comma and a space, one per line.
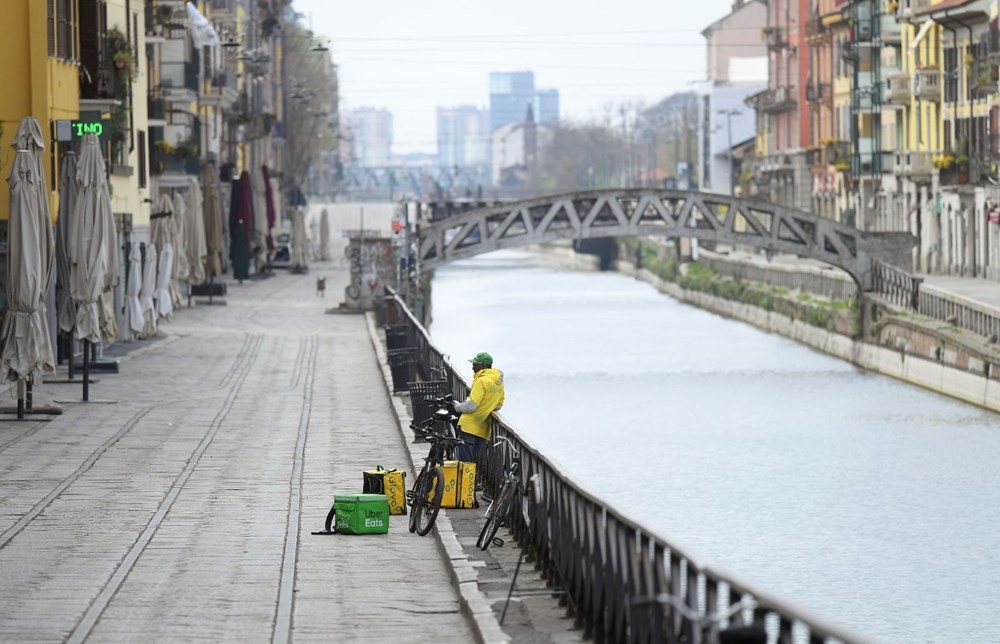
0, 267, 473, 643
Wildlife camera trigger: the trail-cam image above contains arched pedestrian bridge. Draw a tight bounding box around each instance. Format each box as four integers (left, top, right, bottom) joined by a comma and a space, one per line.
417, 190, 917, 291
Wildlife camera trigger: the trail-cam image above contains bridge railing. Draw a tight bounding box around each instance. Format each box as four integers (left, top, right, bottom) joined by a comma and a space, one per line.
871, 260, 922, 312
917, 282, 1000, 339
382, 286, 866, 644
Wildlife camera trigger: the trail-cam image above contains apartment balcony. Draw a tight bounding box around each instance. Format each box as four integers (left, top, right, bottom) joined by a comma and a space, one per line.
199, 70, 239, 108
896, 151, 934, 179
148, 91, 166, 125
886, 73, 911, 105
763, 26, 787, 51
806, 13, 825, 39
912, 68, 941, 101
806, 83, 830, 102
989, 27, 1000, 63
881, 16, 902, 44
160, 61, 199, 104
755, 86, 797, 113
209, 0, 237, 24
972, 63, 999, 96
912, 0, 932, 12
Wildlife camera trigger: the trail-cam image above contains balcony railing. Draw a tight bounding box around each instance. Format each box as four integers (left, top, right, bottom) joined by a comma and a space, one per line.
80, 63, 118, 101
148, 92, 165, 120
886, 73, 910, 104
806, 83, 830, 102
763, 26, 787, 51
972, 63, 999, 95
912, 68, 941, 101
756, 86, 797, 113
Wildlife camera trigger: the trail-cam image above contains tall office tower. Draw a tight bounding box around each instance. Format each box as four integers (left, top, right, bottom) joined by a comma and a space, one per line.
490, 71, 535, 132
436, 106, 491, 168
533, 89, 560, 125
344, 107, 394, 166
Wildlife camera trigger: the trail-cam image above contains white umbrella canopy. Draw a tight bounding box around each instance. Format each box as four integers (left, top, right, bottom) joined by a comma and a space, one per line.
201, 165, 223, 279
139, 242, 158, 337
290, 207, 308, 270
170, 192, 188, 306
124, 242, 143, 339
186, 177, 207, 285
250, 167, 268, 272
68, 134, 113, 345
1, 118, 56, 384
320, 209, 330, 261
150, 197, 174, 320
56, 151, 78, 334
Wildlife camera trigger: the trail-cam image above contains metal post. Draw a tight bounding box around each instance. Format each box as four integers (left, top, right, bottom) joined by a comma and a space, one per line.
83, 340, 90, 402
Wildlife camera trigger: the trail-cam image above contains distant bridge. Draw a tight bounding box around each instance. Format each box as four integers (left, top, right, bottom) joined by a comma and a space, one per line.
416, 189, 917, 291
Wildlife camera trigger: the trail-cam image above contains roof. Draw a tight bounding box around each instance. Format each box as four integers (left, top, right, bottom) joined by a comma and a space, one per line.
916, 0, 989, 19
701, 0, 765, 37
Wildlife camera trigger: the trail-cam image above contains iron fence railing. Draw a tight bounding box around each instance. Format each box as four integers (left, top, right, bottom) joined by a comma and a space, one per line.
381, 286, 866, 644
917, 283, 1000, 339
871, 260, 921, 311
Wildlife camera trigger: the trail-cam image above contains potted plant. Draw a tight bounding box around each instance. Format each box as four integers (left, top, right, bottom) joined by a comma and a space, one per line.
107, 27, 136, 81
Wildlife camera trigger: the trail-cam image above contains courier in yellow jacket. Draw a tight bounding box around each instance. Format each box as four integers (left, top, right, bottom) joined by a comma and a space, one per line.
454, 351, 505, 461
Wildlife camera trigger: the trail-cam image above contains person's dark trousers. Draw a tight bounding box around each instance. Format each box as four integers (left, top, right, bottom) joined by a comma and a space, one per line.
456, 429, 486, 462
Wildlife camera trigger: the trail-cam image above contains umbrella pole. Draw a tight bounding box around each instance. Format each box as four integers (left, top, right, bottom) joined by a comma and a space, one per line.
16, 380, 24, 420
26, 381, 32, 411
209, 276, 214, 304
66, 333, 75, 379
83, 340, 90, 402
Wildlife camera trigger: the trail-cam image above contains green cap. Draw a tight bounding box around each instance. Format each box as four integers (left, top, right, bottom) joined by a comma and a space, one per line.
468, 351, 493, 366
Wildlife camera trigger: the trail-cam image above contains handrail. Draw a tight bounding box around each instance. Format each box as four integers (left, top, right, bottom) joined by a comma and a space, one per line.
382, 286, 870, 643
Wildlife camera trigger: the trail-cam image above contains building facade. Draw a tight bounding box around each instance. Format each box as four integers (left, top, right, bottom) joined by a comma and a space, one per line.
436, 105, 490, 169
345, 107, 393, 167
699, 0, 768, 196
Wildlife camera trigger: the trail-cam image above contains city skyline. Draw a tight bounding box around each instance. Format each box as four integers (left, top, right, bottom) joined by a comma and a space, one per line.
292, 0, 741, 154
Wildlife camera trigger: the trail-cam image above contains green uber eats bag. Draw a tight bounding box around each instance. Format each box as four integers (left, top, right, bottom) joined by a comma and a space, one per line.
322, 494, 390, 535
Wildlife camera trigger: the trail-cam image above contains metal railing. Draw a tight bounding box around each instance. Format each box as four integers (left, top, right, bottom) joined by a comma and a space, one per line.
917, 283, 1000, 339
381, 287, 866, 644
871, 260, 921, 311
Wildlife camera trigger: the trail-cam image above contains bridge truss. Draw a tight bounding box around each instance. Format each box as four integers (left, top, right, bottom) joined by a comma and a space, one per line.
417, 190, 916, 290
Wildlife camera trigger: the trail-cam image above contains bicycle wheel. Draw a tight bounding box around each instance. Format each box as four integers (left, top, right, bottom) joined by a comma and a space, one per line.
477, 478, 517, 550
413, 467, 444, 536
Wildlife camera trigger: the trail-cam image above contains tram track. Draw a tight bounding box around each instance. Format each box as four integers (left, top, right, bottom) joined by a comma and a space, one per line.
65, 333, 265, 644
272, 333, 318, 644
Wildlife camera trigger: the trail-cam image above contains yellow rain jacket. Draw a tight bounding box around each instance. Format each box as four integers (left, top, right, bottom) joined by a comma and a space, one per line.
457, 367, 505, 440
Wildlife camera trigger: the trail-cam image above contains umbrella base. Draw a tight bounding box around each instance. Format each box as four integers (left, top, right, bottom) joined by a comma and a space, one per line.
87, 360, 119, 374
0, 404, 63, 416
55, 399, 118, 405
194, 300, 228, 306
43, 378, 100, 384
190, 283, 227, 296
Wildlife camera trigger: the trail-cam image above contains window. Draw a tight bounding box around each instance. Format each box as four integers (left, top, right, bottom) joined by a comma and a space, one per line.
138, 131, 147, 189
52, 0, 78, 61
944, 48, 958, 103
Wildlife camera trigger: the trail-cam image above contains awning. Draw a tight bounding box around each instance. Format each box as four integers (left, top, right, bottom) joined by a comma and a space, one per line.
910, 20, 934, 50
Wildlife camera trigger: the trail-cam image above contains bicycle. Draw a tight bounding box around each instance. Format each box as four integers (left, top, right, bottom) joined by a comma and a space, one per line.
476, 435, 521, 550
630, 592, 766, 644
406, 398, 466, 536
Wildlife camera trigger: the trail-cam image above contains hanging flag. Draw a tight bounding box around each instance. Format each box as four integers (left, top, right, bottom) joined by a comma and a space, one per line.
185, 1, 220, 48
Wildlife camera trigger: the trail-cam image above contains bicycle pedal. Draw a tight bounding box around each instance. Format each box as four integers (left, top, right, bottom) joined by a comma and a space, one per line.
491, 537, 504, 547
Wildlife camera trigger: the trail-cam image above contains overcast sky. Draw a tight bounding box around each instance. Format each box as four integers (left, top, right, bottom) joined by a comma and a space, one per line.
291, 0, 740, 155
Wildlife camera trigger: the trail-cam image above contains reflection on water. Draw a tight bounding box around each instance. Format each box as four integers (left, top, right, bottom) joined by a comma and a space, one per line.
430, 250, 1000, 643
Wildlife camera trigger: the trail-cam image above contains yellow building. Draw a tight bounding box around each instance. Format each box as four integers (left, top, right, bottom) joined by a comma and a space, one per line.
0, 0, 81, 222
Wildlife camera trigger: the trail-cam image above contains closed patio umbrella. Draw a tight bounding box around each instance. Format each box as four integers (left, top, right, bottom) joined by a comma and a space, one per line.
139, 242, 158, 337
1, 118, 56, 415
201, 164, 223, 280
250, 166, 268, 272
229, 171, 252, 282
186, 177, 207, 286
56, 151, 78, 335
170, 191, 187, 307
150, 197, 174, 319
290, 207, 308, 273
320, 209, 330, 261
261, 165, 277, 252
124, 242, 143, 339
68, 133, 112, 401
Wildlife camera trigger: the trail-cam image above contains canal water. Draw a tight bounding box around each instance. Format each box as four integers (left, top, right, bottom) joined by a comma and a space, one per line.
429, 250, 1000, 643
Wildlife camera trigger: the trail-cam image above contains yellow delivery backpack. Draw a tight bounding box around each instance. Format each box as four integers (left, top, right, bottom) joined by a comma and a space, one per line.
440, 460, 477, 509
363, 466, 407, 515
